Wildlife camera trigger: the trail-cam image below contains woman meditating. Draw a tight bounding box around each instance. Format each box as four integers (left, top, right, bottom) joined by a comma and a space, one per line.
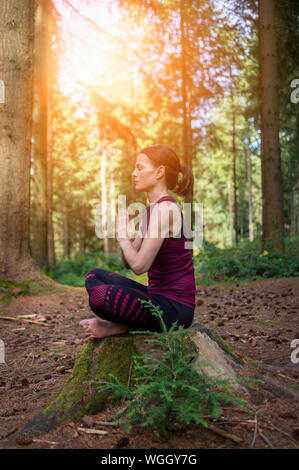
79, 144, 196, 338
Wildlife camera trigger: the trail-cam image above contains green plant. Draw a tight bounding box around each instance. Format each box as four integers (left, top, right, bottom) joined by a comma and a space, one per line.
44, 251, 130, 286
0, 279, 30, 306
91, 300, 252, 437
194, 237, 299, 283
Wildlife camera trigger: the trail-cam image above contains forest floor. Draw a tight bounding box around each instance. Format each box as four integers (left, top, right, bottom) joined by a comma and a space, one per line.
0, 276, 298, 450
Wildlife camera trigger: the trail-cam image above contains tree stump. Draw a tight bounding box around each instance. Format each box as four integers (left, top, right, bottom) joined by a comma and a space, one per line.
19, 321, 246, 438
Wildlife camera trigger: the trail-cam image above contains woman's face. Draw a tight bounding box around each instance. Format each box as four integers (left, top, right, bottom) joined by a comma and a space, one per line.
132, 153, 162, 192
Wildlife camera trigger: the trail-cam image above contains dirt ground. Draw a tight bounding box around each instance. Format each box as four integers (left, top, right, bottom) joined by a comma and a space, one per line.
0, 276, 298, 450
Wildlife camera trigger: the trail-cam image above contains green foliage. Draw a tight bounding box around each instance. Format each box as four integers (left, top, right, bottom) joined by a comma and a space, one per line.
92, 300, 251, 437
43, 251, 130, 286
194, 237, 299, 283
0, 279, 30, 306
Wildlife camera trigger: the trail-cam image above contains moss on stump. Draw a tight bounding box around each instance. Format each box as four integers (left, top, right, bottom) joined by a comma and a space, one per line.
18, 321, 246, 438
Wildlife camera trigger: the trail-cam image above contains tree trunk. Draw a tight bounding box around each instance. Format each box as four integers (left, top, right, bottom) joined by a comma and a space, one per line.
62, 193, 70, 259
31, 0, 50, 269
227, 183, 234, 247
179, 0, 194, 232
230, 79, 238, 247
110, 171, 117, 254
130, 68, 136, 204
18, 322, 248, 438
101, 148, 109, 258
47, 0, 56, 267
180, 0, 189, 169
290, 181, 298, 239
0, 0, 46, 282
246, 146, 254, 242
258, 0, 285, 252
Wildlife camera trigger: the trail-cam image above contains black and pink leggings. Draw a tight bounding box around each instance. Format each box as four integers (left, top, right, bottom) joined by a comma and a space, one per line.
85, 268, 194, 332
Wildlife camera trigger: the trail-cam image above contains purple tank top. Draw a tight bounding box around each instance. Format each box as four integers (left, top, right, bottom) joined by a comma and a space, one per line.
141, 195, 196, 310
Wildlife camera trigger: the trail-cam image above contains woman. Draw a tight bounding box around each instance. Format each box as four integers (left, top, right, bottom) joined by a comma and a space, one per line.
80, 145, 196, 338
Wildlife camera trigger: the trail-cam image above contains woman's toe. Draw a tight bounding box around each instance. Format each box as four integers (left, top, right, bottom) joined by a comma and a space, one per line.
79, 319, 93, 329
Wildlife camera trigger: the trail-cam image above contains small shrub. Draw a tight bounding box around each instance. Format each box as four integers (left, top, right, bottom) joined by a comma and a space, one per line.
0, 279, 30, 306
194, 237, 299, 283
44, 251, 130, 286
91, 300, 252, 437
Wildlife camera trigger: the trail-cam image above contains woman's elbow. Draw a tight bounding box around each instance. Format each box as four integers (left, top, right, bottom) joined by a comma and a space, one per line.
133, 264, 147, 276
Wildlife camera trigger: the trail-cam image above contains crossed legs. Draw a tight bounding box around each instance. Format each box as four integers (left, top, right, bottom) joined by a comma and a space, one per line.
79, 269, 161, 338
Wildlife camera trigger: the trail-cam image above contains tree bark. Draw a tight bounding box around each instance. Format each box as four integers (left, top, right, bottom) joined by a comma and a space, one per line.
101, 148, 109, 258
230, 83, 238, 247
47, 0, 56, 267
227, 183, 234, 247
246, 146, 254, 242
258, 0, 285, 251
110, 171, 117, 254
31, 0, 50, 269
290, 180, 298, 239
179, 0, 194, 232
0, 0, 45, 282
62, 192, 70, 259
180, 0, 189, 169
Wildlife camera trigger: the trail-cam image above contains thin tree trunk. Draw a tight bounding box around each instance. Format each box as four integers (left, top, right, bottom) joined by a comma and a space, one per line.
230, 80, 238, 247
101, 149, 109, 258
290, 182, 298, 239
110, 171, 117, 254
31, 0, 50, 269
0, 0, 41, 281
62, 193, 69, 259
258, 0, 285, 251
180, 0, 189, 169
246, 146, 254, 242
227, 183, 234, 247
185, 11, 193, 170
130, 66, 136, 204
180, 0, 194, 234
47, 0, 56, 266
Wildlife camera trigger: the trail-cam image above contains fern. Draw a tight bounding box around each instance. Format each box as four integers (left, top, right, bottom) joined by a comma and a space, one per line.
92, 299, 254, 437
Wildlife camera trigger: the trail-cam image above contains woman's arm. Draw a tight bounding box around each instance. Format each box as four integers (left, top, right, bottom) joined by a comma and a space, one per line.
121, 247, 130, 269
121, 235, 142, 269
119, 202, 181, 275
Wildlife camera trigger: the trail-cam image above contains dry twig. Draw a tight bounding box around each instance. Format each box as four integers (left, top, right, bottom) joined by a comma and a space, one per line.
250, 411, 259, 449
207, 423, 242, 443
259, 430, 275, 449
32, 438, 58, 445
77, 427, 108, 435
94, 420, 120, 427
0, 316, 49, 326
267, 424, 299, 448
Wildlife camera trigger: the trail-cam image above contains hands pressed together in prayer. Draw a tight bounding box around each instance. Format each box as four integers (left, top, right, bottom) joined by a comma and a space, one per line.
115, 208, 131, 246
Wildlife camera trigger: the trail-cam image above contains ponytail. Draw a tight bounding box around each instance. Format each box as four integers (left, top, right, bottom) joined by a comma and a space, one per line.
174, 165, 194, 199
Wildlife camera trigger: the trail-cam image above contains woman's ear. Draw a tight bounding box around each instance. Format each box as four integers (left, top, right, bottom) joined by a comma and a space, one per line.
156, 165, 166, 180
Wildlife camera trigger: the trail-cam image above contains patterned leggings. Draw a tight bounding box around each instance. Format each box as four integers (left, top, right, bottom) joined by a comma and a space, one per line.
85, 268, 194, 332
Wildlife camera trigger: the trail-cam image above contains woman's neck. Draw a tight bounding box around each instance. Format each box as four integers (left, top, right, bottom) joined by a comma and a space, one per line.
147, 190, 170, 204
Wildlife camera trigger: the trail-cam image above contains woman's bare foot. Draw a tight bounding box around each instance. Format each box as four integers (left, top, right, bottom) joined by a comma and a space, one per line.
79, 318, 129, 338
